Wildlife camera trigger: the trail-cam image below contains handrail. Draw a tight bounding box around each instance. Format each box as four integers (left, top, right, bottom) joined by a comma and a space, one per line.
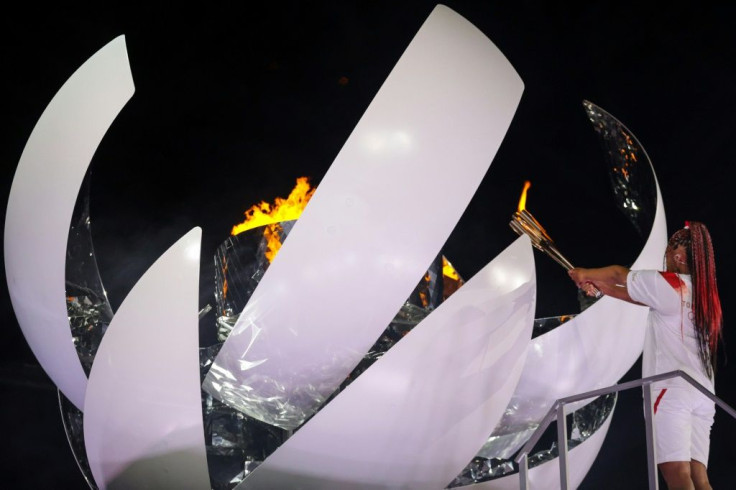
514, 370, 736, 489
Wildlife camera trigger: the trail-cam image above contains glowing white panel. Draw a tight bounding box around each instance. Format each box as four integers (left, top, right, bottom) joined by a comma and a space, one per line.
83, 228, 210, 490
205, 4, 525, 429
239, 236, 536, 489
488, 180, 667, 452
3, 36, 134, 411
470, 406, 614, 489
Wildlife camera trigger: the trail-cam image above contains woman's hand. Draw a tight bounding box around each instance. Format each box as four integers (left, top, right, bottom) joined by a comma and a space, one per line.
569, 268, 600, 297
568, 268, 588, 288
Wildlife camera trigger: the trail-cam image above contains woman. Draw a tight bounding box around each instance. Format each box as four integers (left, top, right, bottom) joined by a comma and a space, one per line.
569, 221, 722, 490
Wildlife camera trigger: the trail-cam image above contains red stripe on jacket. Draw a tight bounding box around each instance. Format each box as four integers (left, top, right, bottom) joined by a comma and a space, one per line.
659, 271, 684, 292
654, 388, 668, 414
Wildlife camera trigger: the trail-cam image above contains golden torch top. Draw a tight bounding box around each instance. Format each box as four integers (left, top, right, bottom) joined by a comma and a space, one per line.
509, 182, 574, 271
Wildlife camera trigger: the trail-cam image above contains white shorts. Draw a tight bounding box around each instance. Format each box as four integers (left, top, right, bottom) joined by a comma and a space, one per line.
650, 386, 716, 466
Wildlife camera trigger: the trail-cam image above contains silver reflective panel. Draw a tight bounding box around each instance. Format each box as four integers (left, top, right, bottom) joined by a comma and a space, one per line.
66, 174, 114, 376
583, 99, 657, 239
59, 393, 97, 490
61, 179, 113, 489
448, 393, 617, 486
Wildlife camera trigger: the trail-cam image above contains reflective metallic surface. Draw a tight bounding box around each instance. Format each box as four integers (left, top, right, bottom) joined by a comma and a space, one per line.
83, 229, 210, 489
531, 315, 576, 339
200, 347, 286, 489
240, 236, 536, 489
203, 4, 525, 430
213, 220, 297, 335
449, 393, 617, 487
59, 392, 97, 490
467, 406, 615, 489
583, 100, 657, 238
66, 173, 114, 376
3, 35, 134, 411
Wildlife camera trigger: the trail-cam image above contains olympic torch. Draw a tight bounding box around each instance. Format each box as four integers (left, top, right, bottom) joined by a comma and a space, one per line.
509, 181, 602, 298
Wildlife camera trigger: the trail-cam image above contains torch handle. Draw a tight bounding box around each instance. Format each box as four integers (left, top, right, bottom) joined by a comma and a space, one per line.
557, 258, 603, 299
575, 279, 603, 299
557, 259, 603, 299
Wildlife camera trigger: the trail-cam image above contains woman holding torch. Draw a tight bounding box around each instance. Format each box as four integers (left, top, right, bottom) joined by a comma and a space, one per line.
569, 221, 722, 490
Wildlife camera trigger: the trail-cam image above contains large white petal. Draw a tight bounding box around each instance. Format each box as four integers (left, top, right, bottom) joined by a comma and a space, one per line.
4, 36, 134, 411
204, 3, 525, 431
239, 236, 536, 489
83, 228, 210, 489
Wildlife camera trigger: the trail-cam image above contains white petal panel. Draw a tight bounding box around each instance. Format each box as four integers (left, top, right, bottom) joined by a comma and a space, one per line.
488, 178, 667, 453
239, 236, 536, 489
205, 4, 525, 429
83, 228, 210, 490
3, 36, 135, 411
471, 405, 615, 489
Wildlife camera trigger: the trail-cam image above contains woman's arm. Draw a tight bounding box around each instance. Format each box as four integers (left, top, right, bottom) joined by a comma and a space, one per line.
568, 265, 644, 305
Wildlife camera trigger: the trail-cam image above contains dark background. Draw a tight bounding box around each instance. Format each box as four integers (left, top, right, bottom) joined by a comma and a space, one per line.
1, 2, 734, 488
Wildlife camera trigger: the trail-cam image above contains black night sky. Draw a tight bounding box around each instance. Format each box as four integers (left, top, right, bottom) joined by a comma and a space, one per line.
1, 2, 735, 489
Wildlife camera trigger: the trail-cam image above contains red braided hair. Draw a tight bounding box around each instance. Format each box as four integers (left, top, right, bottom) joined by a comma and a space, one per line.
668, 221, 723, 377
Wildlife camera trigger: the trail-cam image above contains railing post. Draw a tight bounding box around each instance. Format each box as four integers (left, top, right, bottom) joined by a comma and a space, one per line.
519, 452, 529, 490
643, 382, 659, 489
557, 402, 569, 490
512, 371, 735, 490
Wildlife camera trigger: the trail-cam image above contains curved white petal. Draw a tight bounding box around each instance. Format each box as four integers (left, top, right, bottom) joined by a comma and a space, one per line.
469, 405, 615, 489
3, 36, 134, 411
83, 228, 210, 489
204, 3, 525, 430
486, 122, 667, 454
238, 236, 536, 489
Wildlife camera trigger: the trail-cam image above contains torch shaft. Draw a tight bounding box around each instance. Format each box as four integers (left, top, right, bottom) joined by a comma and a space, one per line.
510, 210, 601, 298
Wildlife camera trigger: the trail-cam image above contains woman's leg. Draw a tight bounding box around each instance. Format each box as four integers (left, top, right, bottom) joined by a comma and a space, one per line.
658, 461, 694, 490
689, 460, 712, 490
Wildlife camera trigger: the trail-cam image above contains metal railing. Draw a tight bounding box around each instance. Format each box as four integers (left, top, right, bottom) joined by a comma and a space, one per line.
515, 370, 736, 489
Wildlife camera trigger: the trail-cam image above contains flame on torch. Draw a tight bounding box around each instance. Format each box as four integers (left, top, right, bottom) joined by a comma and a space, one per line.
517, 180, 531, 212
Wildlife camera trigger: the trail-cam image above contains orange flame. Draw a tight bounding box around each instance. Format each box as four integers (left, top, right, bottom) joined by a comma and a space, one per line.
262, 223, 283, 263
232, 177, 316, 235
221, 258, 229, 298
418, 272, 432, 308
517, 180, 531, 212
232, 177, 316, 263
442, 256, 460, 281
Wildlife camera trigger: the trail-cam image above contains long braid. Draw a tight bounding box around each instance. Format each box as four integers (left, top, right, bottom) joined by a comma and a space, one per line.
672, 222, 723, 377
